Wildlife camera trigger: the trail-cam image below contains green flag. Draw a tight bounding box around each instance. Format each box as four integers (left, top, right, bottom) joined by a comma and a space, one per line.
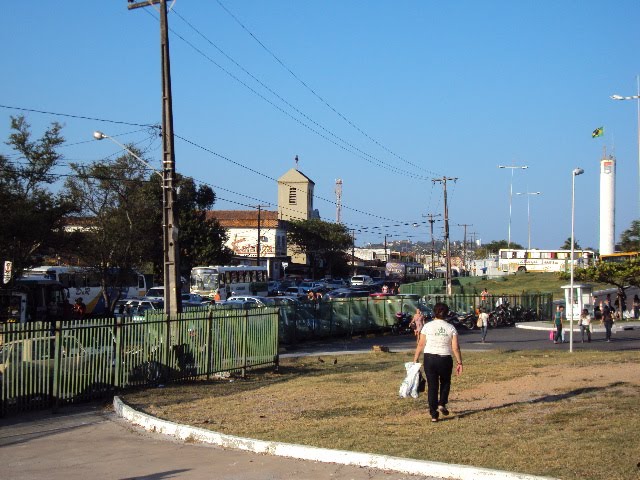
592, 126, 604, 138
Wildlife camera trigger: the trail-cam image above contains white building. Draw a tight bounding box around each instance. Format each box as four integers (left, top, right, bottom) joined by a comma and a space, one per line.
206, 210, 288, 279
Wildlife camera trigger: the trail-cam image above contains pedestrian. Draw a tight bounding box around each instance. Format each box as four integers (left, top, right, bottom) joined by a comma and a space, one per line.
633, 294, 640, 320
409, 308, 425, 344
601, 301, 614, 342
382, 284, 389, 294
553, 305, 565, 344
412, 302, 463, 423
477, 307, 489, 343
73, 297, 87, 319
480, 288, 489, 307
578, 308, 591, 343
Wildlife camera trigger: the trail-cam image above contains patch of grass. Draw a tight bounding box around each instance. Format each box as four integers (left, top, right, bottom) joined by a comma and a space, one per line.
123, 350, 640, 480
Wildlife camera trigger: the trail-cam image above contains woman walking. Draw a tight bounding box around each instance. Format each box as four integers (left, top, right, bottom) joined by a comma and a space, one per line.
413, 302, 463, 422
477, 307, 489, 343
578, 308, 592, 343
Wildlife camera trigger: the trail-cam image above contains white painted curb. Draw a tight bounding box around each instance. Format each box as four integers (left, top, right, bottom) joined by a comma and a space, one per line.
114, 396, 555, 480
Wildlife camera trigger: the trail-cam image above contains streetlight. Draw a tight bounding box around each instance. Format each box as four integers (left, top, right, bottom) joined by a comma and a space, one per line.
515, 191, 542, 249
94, 130, 180, 317
611, 76, 640, 217
498, 165, 528, 247
569, 167, 584, 353
93, 131, 162, 178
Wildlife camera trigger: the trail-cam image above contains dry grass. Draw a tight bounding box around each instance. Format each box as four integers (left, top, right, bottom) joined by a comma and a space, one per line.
123, 350, 640, 480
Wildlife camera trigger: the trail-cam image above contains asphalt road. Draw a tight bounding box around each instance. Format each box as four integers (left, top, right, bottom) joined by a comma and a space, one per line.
281, 323, 640, 357
1, 324, 637, 480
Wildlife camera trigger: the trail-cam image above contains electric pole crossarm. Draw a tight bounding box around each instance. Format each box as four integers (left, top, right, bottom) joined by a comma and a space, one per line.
128, 1, 160, 10
432, 177, 458, 295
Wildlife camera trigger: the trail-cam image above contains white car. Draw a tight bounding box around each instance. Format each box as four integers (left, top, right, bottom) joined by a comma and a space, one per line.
144, 286, 164, 302
350, 275, 374, 286
225, 295, 275, 307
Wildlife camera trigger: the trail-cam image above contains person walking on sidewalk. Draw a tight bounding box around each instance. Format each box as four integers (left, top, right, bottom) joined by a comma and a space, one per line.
477, 307, 489, 342
553, 305, 565, 344
601, 301, 614, 342
413, 302, 463, 423
578, 308, 592, 343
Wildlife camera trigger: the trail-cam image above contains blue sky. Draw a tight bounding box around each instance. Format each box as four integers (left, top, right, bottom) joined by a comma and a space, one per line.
1, 1, 639, 250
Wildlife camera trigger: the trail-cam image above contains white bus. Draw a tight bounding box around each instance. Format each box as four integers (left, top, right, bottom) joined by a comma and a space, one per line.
498, 249, 595, 274
190, 265, 268, 300
21, 265, 148, 314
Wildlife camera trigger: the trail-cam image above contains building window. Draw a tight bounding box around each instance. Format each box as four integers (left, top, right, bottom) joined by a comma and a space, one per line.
289, 187, 297, 204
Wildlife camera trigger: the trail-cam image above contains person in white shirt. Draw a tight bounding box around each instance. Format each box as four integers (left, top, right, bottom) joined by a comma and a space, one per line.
412, 302, 463, 422
578, 308, 592, 343
477, 307, 489, 343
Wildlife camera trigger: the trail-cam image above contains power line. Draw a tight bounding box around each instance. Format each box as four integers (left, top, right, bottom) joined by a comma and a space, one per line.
148, 7, 433, 180
214, 0, 429, 174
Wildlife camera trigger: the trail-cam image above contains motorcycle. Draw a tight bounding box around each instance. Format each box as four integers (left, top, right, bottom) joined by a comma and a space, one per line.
391, 311, 414, 335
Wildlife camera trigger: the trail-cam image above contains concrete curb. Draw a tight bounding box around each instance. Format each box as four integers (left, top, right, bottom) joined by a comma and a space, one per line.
114, 396, 555, 480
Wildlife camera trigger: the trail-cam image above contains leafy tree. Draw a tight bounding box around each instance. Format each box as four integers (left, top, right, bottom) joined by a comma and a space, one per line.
618, 220, 640, 252
286, 219, 352, 278
0, 116, 75, 280
560, 237, 581, 250
567, 260, 640, 310
64, 147, 157, 310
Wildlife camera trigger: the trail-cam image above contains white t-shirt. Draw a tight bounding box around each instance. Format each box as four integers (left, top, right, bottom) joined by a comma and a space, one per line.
479, 312, 489, 326
420, 319, 458, 356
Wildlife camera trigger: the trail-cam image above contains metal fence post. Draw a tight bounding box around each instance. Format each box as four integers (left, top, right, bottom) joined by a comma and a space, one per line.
241, 309, 248, 378
52, 320, 62, 413
205, 309, 213, 380
113, 316, 122, 389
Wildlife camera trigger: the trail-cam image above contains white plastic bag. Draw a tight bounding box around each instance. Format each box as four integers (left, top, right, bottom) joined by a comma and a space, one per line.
399, 362, 422, 398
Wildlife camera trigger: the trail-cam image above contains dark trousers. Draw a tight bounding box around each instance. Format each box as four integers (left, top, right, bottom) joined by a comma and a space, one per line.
554, 324, 563, 342
424, 353, 453, 418
604, 321, 613, 340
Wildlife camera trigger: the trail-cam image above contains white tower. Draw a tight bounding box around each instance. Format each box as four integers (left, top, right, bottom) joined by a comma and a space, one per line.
599, 156, 616, 255
335, 179, 343, 223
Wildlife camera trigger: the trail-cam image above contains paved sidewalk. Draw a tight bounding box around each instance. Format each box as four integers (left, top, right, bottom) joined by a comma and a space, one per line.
0, 404, 434, 480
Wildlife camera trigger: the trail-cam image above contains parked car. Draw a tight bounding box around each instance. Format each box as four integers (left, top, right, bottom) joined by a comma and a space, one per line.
143, 286, 164, 302
181, 293, 208, 307
350, 275, 374, 286
225, 295, 275, 307
283, 287, 309, 298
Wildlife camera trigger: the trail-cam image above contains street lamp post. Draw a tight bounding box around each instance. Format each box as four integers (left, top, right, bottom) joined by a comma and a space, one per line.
611, 76, 640, 218
569, 167, 584, 353
93, 130, 179, 318
515, 191, 542, 249
498, 165, 528, 247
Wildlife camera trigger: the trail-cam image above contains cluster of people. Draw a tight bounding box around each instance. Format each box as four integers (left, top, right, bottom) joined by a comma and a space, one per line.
553, 298, 621, 344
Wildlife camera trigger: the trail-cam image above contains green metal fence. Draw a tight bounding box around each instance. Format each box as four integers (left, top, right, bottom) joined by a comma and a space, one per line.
277, 293, 553, 344
0, 307, 279, 416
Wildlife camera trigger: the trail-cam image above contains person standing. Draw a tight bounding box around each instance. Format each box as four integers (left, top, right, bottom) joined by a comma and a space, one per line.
553, 305, 565, 344
601, 301, 614, 342
578, 308, 592, 343
633, 294, 640, 320
412, 302, 463, 423
409, 308, 425, 344
477, 307, 489, 343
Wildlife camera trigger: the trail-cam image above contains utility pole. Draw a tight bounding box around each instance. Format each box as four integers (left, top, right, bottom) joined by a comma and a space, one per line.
422, 213, 441, 276
458, 223, 473, 275
129, 0, 181, 317
350, 229, 356, 276
432, 177, 458, 295
254, 205, 269, 268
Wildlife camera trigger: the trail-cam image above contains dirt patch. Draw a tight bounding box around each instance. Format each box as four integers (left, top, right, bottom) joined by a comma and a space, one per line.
453, 362, 640, 411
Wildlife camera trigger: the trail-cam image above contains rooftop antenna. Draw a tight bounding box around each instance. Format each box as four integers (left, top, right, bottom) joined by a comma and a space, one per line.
294, 154, 299, 169
335, 179, 343, 223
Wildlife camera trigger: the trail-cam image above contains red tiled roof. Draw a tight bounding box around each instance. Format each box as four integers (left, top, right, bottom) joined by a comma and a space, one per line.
206, 210, 281, 228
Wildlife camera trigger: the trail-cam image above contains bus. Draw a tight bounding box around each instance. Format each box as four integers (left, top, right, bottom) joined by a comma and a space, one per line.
1, 278, 66, 324
21, 266, 147, 315
385, 261, 430, 283
600, 252, 640, 264
190, 265, 268, 300
498, 249, 596, 274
